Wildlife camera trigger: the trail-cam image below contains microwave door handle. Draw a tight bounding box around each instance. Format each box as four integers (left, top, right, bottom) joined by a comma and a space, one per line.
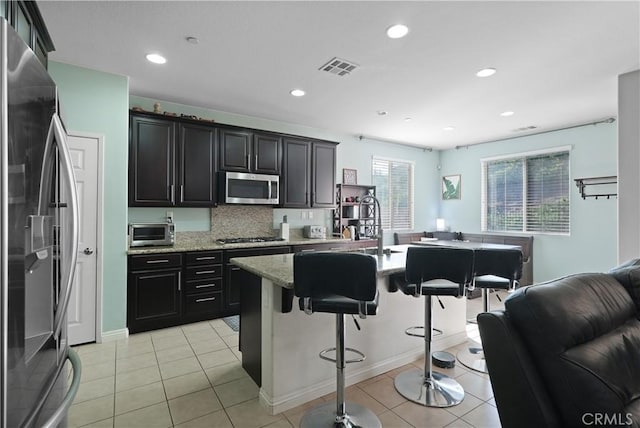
268, 181, 272, 200
51, 114, 80, 339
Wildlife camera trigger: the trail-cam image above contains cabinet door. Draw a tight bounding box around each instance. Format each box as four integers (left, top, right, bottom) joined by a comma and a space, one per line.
281, 138, 311, 207
225, 265, 244, 314
127, 268, 182, 333
177, 123, 217, 206
253, 133, 281, 174
129, 115, 176, 206
312, 142, 337, 207
219, 129, 251, 172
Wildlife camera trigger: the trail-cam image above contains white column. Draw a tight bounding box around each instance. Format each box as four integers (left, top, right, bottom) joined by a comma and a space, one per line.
618, 70, 640, 263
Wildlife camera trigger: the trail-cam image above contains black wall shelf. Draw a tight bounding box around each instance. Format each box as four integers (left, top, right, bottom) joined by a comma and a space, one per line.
574, 176, 617, 200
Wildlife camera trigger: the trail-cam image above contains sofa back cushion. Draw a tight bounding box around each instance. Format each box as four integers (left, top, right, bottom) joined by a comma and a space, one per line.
609, 258, 640, 314
505, 273, 640, 426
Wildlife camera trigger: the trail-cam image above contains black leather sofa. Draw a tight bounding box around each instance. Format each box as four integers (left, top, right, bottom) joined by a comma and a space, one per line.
478, 260, 640, 428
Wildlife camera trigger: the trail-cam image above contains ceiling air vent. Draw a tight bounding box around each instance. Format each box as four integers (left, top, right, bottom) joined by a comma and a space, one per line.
513, 125, 537, 132
319, 57, 358, 77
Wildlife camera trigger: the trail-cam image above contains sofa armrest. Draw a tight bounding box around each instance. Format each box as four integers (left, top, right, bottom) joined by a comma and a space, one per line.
478, 311, 562, 428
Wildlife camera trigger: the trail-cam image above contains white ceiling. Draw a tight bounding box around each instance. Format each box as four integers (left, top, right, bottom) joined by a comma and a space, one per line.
38, 1, 639, 149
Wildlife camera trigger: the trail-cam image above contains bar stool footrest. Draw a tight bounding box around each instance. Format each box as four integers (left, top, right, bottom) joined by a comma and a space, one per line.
319, 347, 365, 364
404, 326, 443, 338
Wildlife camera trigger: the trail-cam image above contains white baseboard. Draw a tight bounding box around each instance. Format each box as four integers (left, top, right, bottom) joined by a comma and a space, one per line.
100, 328, 129, 343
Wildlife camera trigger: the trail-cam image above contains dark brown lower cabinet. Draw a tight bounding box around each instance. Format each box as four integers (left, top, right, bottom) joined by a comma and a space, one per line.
127, 253, 183, 334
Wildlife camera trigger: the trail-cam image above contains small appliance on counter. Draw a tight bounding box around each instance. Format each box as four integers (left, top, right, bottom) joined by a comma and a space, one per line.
128, 223, 175, 247
280, 215, 290, 240
304, 225, 327, 239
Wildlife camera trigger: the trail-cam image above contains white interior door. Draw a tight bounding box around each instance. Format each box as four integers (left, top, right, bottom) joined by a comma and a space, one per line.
67, 133, 101, 345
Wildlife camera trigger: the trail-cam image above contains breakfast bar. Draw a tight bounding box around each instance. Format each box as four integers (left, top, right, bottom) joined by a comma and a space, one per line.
231, 245, 468, 414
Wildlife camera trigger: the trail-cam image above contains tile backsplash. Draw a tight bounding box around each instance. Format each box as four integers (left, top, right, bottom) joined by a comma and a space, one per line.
210, 205, 274, 239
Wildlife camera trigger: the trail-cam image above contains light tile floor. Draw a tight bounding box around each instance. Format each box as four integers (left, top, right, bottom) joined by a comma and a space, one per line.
68, 299, 506, 428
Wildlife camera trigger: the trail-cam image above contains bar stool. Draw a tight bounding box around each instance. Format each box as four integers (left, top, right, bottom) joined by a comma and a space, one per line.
393, 246, 474, 407
293, 252, 381, 428
457, 248, 523, 373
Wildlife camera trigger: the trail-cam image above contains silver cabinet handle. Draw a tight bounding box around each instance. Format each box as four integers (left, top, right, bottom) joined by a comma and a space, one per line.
49, 114, 80, 340
195, 256, 218, 261
147, 259, 169, 264
178, 271, 181, 291
300, 249, 315, 252
40, 349, 82, 428
231, 267, 241, 271
195, 283, 217, 289
254, 154, 258, 170
196, 297, 216, 303
170, 184, 175, 202
180, 184, 184, 202
195, 270, 217, 275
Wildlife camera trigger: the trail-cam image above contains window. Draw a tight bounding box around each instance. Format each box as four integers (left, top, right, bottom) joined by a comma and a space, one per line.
481, 149, 570, 234
372, 157, 414, 230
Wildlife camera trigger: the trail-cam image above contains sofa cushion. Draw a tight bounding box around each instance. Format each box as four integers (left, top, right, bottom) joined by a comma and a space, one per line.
505, 273, 640, 427
609, 258, 640, 314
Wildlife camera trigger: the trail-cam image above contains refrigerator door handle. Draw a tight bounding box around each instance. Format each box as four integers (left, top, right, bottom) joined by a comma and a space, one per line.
40, 349, 82, 428
49, 114, 80, 339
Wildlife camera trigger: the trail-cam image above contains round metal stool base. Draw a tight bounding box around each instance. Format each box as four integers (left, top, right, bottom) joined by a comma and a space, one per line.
299, 401, 382, 428
456, 342, 489, 374
394, 368, 464, 407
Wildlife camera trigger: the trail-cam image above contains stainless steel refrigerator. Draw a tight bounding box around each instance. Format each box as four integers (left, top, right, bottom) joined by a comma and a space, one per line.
1, 18, 81, 427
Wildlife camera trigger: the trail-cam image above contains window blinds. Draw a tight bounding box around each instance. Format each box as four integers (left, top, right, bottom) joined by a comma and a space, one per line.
482, 151, 570, 234
372, 157, 414, 230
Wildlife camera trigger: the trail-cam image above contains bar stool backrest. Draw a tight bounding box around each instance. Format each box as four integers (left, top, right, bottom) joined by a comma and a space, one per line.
293, 252, 377, 301
405, 246, 474, 292
473, 248, 523, 282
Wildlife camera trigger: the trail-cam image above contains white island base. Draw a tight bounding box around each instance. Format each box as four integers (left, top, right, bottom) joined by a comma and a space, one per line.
258, 276, 467, 415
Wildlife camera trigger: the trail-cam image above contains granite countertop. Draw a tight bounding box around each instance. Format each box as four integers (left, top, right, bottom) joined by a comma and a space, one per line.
127, 232, 370, 255
230, 245, 410, 289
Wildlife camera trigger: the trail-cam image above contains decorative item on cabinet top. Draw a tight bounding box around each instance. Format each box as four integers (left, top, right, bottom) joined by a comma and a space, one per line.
574, 176, 617, 200
342, 168, 358, 185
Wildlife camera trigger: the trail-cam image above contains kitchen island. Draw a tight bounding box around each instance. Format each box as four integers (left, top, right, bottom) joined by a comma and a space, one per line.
231, 245, 467, 414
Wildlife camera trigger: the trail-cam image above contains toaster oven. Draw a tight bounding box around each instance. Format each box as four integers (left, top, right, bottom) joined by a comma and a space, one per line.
128, 223, 175, 247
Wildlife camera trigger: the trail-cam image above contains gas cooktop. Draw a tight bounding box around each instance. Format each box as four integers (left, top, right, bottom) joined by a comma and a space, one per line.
216, 237, 285, 244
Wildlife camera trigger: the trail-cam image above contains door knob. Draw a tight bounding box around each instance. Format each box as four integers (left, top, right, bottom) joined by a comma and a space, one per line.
83, 248, 94, 255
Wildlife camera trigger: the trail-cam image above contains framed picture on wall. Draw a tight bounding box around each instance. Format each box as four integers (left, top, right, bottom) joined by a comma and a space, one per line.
442, 174, 461, 200
343, 168, 358, 185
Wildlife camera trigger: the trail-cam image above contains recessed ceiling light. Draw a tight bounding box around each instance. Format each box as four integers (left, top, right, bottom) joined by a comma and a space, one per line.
476, 68, 496, 77
290, 89, 305, 97
185, 36, 199, 45
500, 111, 515, 117
377, 110, 388, 116
443, 126, 455, 131
146, 53, 166, 64
386, 24, 409, 39
404, 117, 412, 122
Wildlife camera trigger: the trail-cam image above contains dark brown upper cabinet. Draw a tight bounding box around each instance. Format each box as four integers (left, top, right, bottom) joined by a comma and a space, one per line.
129, 112, 218, 207
2, 1, 55, 68
129, 115, 176, 206
177, 123, 217, 206
280, 137, 336, 208
219, 129, 281, 174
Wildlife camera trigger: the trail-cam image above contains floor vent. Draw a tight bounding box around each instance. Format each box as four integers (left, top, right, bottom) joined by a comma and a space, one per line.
319, 57, 358, 77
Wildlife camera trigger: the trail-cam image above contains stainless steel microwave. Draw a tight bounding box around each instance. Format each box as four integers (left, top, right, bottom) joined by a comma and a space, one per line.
220, 171, 280, 205
128, 223, 175, 247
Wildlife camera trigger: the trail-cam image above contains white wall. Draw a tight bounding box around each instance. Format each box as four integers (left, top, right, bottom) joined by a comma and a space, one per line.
618, 70, 640, 263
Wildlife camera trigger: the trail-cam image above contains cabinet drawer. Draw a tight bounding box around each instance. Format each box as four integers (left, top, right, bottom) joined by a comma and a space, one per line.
185, 278, 222, 294
185, 251, 223, 265
185, 264, 222, 280
185, 291, 223, 314
129, 253, 182, 271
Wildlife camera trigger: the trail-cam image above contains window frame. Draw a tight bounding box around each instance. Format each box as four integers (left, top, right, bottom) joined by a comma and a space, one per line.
371, 156, 415, 231
481, 146, 571, 236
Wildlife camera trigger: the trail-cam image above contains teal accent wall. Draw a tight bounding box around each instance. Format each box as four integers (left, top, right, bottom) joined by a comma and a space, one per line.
438, 122, 618, 282
49, 62, 129, 334
130, 96, 440, 244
